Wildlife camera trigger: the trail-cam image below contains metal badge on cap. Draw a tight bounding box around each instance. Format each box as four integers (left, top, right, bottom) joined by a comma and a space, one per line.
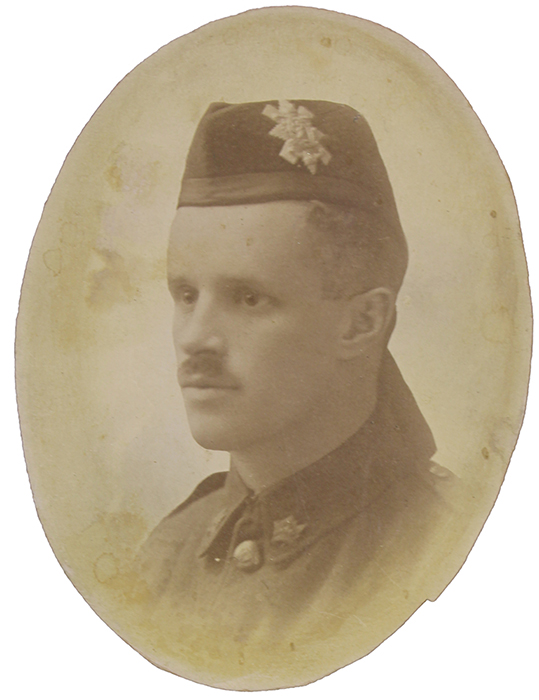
262, 100, 332, 174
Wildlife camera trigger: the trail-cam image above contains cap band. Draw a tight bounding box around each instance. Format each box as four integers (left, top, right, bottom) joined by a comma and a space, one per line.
178, 171, 382, 209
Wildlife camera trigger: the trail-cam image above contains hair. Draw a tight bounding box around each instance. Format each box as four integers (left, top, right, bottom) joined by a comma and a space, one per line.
305, 201, 408, 299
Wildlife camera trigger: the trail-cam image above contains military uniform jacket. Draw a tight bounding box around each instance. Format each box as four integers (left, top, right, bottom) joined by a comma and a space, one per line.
135, 357, 459, 686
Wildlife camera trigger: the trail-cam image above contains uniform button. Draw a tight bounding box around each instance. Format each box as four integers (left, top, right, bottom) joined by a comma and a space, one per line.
232, 540, 261, 571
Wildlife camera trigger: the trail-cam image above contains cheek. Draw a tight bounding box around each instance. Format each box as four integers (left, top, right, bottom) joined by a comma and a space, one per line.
239, 312, 339, 384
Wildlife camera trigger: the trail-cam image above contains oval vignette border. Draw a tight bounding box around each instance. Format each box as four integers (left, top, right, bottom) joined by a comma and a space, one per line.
13, 4, 536, 696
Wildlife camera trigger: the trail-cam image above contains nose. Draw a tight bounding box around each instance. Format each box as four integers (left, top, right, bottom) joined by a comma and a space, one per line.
173, 293, 227, 357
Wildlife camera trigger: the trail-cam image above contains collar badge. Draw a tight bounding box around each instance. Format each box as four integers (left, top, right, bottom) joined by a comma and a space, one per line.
271, 515, 307, 545
263, 100, 332, 175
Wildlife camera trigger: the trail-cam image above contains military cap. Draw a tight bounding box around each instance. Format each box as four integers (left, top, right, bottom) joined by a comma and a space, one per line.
177, 99, 408, 286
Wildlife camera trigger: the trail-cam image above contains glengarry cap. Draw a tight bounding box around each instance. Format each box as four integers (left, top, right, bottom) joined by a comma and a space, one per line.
177, 99, 407, 285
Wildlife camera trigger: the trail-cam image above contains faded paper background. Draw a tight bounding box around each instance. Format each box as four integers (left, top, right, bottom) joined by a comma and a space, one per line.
5, 1, 537, 698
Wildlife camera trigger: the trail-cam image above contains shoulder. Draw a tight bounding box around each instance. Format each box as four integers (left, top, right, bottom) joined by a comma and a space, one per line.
415, 461, 469, 601
159, 471, 227, 526
148, 471, 227, 545
135, 472, 227, 586
397, 460, 461, 535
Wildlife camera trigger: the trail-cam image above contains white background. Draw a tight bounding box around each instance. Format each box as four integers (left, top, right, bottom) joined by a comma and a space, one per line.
2, 2, 537, 698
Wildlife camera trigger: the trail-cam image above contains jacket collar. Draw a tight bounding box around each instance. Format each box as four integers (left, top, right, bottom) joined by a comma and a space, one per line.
198, 350, 436, 564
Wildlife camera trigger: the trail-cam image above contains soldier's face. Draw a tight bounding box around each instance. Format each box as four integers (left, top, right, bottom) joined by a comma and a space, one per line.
167, 201, 348, 453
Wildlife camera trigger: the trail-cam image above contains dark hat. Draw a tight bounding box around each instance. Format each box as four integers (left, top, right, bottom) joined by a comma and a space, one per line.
177, 99, 407, 287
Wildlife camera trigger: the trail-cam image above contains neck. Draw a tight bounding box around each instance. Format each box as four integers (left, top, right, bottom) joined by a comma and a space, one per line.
230, 380, 378, 493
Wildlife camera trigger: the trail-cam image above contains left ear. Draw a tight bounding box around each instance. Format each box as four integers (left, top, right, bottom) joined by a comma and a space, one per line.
337, 287, 396, 359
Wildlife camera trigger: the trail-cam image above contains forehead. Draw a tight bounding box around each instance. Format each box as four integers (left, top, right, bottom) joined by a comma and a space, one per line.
168, 201, 321, 284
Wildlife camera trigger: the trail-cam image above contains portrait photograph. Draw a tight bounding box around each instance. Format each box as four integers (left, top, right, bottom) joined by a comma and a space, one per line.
4, 1, 537, 698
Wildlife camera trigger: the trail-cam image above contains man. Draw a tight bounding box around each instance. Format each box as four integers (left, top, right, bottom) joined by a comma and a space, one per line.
136, 100, 457, 683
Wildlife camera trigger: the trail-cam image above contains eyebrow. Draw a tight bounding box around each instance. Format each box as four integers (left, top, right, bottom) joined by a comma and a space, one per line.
167, 272, 190, 286
167, 273, 277, 295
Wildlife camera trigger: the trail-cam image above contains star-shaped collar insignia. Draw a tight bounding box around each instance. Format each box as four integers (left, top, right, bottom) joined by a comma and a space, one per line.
262, 100, 332, 175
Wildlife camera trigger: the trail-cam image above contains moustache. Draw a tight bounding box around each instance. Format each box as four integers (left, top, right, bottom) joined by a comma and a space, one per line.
178, 354, 239, 388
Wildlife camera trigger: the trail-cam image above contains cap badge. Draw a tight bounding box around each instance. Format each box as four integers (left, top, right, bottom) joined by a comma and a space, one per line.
262, 100, 332, 175
271, 515, 307, 545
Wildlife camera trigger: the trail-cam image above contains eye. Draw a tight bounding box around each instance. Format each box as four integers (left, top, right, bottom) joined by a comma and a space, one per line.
232, 287, 265, 307
183, 290, 197, 304
242, 291, 260, 307
174, 285, 198, 305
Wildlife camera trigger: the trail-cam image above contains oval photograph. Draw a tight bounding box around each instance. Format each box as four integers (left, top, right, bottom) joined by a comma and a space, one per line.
16, 6, 532, 691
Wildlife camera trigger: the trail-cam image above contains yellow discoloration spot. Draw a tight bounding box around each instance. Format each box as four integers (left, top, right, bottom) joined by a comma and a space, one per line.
43, 248, 62, 276
105, 143, 161, 199
94, 553, 119, 583
105, 164, 123, 192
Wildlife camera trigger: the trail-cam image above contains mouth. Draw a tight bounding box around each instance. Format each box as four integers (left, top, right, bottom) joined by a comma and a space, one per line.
180, 377, 240, 390
179, 372, 241, 400
180, 381, 240, 407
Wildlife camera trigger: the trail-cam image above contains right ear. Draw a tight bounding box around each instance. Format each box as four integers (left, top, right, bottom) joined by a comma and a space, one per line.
337, 287, 395, 360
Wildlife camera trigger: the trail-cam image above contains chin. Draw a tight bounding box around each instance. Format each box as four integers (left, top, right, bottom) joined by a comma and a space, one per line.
187, 417, 245, 452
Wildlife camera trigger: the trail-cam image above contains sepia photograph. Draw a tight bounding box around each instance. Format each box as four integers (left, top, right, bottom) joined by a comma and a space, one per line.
4, 1, 537, 698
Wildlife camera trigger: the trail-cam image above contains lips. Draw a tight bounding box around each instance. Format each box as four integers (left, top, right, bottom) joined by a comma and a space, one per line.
180, 376, 239, 390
